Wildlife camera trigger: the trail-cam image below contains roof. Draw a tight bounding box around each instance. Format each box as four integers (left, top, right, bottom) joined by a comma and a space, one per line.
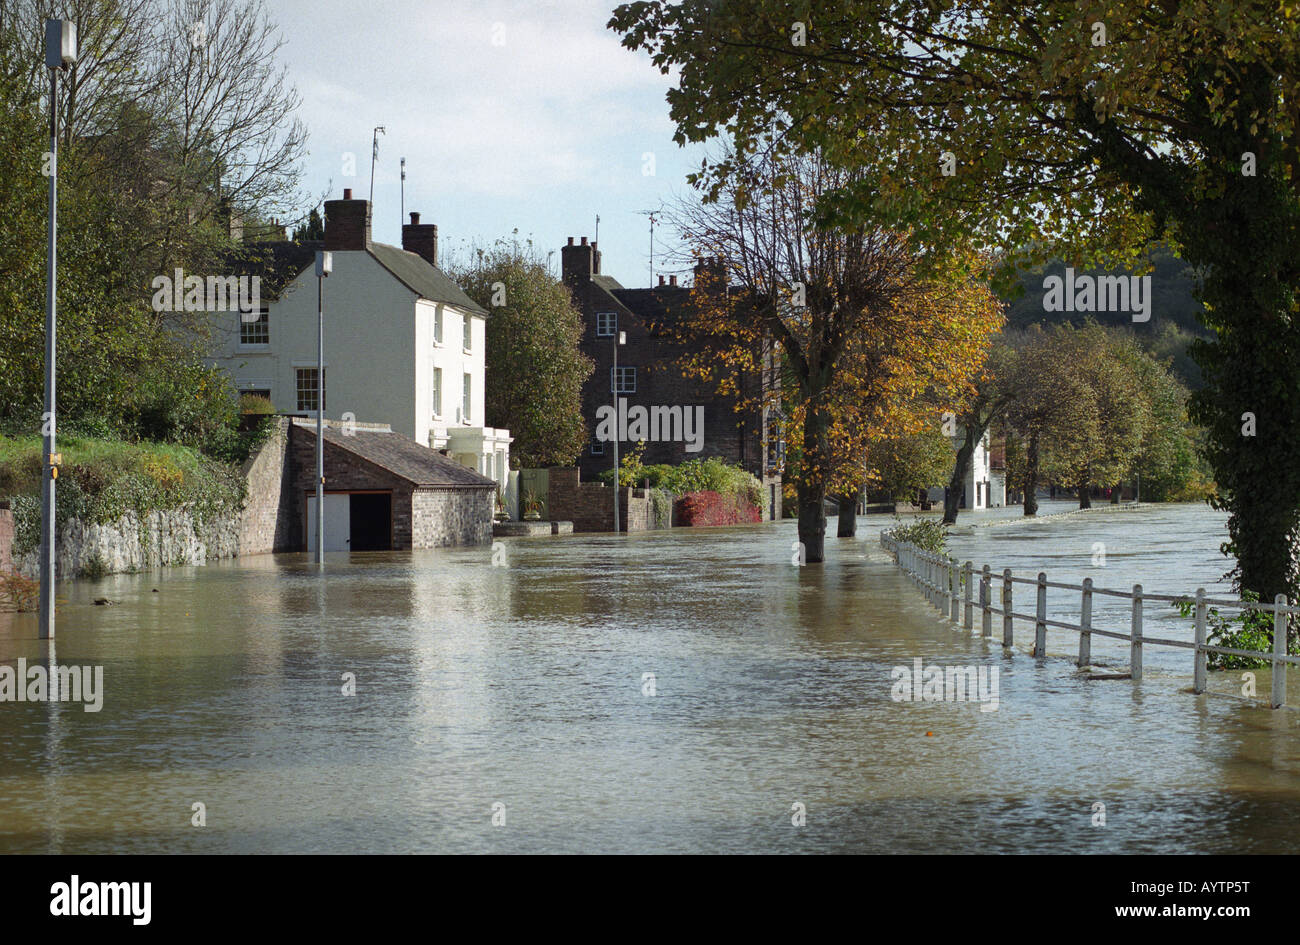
226, 240, 321, 300
368, 242, 488, 316
301, 425, 497, 489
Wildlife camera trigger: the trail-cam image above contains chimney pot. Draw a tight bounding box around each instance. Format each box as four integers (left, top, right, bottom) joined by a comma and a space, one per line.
344, 188, 353, 200
410, 212, 420, 225
658, 276, 665, 286
580, 236, 588, 245
567, 237, 574, 246
669, 275, 677, 286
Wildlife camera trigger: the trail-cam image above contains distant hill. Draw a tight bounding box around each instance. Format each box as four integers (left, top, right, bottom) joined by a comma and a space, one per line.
1000, 245, 1211, 389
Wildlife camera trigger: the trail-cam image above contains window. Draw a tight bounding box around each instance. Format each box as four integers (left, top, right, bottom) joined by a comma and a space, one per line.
463, 314, 472, 351
611, 366, 636, 394
596, 311, 616, 337
432, 367, 442, 417
434, 309, 444, 345
240, 307, 269, 345
462, 373, 471, 423
296, 368, 325, 412
591, 438, 605, 456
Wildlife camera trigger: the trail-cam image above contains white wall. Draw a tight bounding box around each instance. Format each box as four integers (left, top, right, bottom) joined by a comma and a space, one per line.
415, 300, 485, 447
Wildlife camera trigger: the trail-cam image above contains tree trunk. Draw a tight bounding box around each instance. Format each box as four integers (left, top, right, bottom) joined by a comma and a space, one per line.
1110, 484, 1121, 504
837, 494, 857, 537
1023, 434, 1039, 516
1078, 472, 1091, 510
797, 406, 831, 563
943, 423, 981, 525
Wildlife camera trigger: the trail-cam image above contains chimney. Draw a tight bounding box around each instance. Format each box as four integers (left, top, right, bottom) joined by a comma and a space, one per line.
402, 211, 439, 267
658, 275, 665, 286
561, 235, 594, 290
669, 275, 677, 287
592, 241, 601, 275
324, 188, 370, 251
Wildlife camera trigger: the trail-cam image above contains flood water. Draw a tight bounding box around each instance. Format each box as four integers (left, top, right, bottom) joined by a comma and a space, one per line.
2, 502, 1298, 854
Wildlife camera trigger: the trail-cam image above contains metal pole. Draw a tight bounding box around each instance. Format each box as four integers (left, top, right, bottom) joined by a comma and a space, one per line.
1272, 594, 1288, 709
315, 273, 324, 565
1193, 588, 1208, 694
39, 67, 58, 641
612, 334, 620, 534
400, 157, 405, 227
1130, 583, 1144, 681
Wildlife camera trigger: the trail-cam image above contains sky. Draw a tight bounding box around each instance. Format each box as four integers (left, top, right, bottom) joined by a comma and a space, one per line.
266, 0, 707, 285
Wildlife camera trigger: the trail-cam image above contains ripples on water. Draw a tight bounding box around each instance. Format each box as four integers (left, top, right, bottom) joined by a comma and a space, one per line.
0, 501, 1297, 853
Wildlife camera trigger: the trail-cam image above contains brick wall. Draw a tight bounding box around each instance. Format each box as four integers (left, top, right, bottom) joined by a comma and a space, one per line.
547, 467, 650, 533
238, 418, 297, 554
290, 426, 416, 550
412, 487, 493, 546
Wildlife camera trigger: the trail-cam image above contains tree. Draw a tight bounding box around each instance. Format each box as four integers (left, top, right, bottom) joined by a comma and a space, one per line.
668, 149, 1001, 560
292, 207, 325, 242
943, 339, 1015, 524
867, 429, 954, 504
609, 0, 1300, 601
451, 240, 593, 468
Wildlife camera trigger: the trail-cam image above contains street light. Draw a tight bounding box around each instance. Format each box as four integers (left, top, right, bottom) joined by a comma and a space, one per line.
612, 329, 626, 533
314, 250, 332, 565
39, 19, 77, 641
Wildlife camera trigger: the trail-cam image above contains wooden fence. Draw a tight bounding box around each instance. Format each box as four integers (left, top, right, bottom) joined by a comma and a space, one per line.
879, 529, 1299, 709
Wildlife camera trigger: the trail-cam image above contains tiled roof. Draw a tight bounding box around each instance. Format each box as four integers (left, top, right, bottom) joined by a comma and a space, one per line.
302, 426, 497, 488
368, 242, 488, 316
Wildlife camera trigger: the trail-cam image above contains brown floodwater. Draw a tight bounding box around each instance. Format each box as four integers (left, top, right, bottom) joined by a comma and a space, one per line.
1, 502, 1297, 853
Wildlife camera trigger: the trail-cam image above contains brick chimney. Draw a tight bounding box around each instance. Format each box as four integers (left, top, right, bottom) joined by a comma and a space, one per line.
562, 236, 594, 290
669, 275, 678, 287
324, 187, 370, 251
402, 211, 439, 267
592, 240, 601, 275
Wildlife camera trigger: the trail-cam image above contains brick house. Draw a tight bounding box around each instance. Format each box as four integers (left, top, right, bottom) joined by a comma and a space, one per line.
289, 419, 496, 551
561, 237, 783, 518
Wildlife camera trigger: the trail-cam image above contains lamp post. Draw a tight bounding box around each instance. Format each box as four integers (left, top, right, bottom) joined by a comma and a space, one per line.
612, 329, 626, 533
39, 19, 77, 641
315, 250, 332, 565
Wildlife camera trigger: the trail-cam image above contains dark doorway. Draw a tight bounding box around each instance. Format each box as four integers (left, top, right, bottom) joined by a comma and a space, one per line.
349, 493, 392, 551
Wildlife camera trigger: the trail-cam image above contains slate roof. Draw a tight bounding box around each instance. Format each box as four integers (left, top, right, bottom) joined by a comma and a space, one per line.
303, 426, 497, 489
368, 242, 488, 316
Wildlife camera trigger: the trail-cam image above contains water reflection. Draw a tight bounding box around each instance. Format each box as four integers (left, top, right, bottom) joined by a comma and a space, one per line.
0, 506, 1296, 853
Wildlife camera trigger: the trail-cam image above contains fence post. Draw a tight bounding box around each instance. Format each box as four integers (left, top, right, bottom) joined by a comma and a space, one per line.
1035, 572, 1048, 658
1272, 593, 1288, 709
1002, 569, 1013, 648
1130, 584, 1143, 682
980, 565, 991, 637
1078, 577, 1093, 668
949, 558, 960, 622
963, 561, 973, 630
1193, 588, 1207, 694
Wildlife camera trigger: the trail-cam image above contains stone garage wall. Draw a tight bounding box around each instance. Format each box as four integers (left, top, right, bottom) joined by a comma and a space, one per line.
239, 417, 297, 554
412, 487, 494, 547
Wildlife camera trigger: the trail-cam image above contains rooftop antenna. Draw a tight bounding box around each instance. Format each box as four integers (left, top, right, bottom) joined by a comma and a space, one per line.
368, 126, 386, 206
400, 157, 406, 226
595, 213, 600, 244
636, 206, 663, 286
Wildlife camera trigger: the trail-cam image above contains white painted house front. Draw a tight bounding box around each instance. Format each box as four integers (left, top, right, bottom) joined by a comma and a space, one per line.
212, 192, 511, 488
926, 427, 1005, 510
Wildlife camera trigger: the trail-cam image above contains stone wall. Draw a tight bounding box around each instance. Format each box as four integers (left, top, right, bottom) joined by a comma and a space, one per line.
412, 487, 493, 546
239, 417, 297, 554
0, 502, 12, 573
14, 506, 240, 579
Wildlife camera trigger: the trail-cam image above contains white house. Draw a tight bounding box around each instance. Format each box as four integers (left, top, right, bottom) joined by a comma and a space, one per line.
211, 191, 511, 489
927, 427, 1006, 510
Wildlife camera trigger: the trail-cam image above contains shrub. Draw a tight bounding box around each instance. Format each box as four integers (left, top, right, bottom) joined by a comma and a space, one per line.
1174, 591, 1300, 670
886, 518, 949, 554
0, 570, 39, 611
239, 393, 275, 415
674, 490, 762, 526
